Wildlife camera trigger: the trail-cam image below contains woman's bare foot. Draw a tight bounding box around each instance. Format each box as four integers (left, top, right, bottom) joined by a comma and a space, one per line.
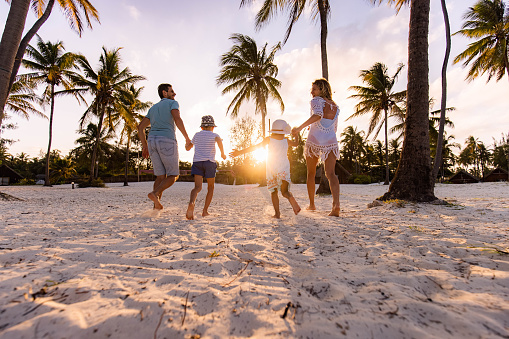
186, 203, 195, 220
328, 206, 340, 217
202, 210, 209, 217
272, 213, 281, 219
148, 192, 163, 210
306, 205, 316, 211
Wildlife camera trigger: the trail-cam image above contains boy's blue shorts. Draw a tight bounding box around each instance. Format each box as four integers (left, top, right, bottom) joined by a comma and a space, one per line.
191, 161, 217, 179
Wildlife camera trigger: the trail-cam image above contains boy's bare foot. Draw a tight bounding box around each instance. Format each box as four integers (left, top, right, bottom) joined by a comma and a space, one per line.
148, 192, 163, 210
202, 210, 209, 217
306, 205, 316, 211
186, 203, 195, 220
328, 206, 340, 217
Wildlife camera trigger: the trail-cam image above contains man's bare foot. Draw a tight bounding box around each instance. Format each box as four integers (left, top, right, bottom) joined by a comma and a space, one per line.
306, 205, 316, 211
202, 210, 209, 217
186, 203, 195, 220
148, 192, 163, 209
328, 206, 340, 217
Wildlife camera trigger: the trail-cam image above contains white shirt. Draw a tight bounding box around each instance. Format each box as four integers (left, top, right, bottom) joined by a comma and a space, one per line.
191, 130, 220, 163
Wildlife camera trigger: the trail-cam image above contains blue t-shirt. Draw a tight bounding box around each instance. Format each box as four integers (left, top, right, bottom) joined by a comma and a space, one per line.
145, 98, 179, 140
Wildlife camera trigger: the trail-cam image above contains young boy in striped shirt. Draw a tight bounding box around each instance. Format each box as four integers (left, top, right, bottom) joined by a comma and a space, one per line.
185, 115, 226, 220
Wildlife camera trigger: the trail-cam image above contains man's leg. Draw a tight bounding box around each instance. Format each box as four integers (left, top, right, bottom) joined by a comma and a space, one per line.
186, 175, 203, 220
306, 156, 319, 210
324, 153, 340, 217
202, 178, 215, 217
281, 181, 301, 215
148, 175, 178, 210
271, 189, 280, 218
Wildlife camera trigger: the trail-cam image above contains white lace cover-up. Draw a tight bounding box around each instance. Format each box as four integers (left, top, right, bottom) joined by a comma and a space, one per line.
266, 137, 291, 192
304, 96, 340, 163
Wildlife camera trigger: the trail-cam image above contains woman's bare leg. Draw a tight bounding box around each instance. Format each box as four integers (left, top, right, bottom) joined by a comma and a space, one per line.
324, 153, 340, 216
305, 156, 319, 210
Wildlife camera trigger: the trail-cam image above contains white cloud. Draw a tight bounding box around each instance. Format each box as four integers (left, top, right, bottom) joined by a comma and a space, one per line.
127, 5, 141, 21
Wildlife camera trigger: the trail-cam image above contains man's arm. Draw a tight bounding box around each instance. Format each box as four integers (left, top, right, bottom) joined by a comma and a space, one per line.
171, 109, 192, 148
215, 136, 227, 160
137, 117, 151, 159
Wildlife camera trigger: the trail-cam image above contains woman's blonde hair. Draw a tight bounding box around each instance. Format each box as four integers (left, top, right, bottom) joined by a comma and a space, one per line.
312, 78, 333, 100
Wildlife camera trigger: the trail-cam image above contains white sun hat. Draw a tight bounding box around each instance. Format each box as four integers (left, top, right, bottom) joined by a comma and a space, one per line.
268, 119, 291, 135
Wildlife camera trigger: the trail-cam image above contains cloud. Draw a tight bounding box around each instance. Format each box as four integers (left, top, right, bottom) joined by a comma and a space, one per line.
127, 5, 141, 21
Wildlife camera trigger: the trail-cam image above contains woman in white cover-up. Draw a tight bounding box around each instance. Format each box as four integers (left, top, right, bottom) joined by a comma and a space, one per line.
292, 78, 340, 216
230, 119, 301, 219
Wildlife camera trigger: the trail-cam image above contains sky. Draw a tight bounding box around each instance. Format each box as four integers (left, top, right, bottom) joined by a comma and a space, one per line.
1, 0, 508, 163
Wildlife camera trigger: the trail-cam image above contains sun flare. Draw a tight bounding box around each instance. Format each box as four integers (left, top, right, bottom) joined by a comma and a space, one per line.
253, 146, 268, 163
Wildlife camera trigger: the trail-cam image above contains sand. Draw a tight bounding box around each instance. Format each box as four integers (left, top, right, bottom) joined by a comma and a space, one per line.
0, 181, 508, 338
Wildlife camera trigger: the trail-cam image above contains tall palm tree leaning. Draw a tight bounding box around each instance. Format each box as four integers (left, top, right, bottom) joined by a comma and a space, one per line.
22, 35, 82, 186
5, 76, 45, 121
240, 0, 333, 193
347, 62, 406, 185
113, 85, 151, 186
377, 0, 436, 202
72, 47, 144, 182
217, 34, 284, 138
0, 0, 99, 128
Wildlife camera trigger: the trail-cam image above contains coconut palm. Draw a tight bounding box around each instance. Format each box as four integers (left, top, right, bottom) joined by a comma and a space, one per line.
217, 34, 284, 138
0, 0, 99, 127
340, 126, 365, 174
72, 122, 114, 177
112, 85, 151, 186
454, 0, 509, 83
72, 47, 144, 181
348, 62, 406, 185
6, 76, 45, 120
240, 0, 331, 79
22, 35, 81, 186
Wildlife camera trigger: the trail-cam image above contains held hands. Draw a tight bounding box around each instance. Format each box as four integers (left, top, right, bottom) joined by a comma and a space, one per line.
185, 139, 193, 151
291, 127, 301, 136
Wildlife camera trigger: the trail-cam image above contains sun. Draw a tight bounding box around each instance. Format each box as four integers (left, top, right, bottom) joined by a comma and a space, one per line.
253, 146, 268, 163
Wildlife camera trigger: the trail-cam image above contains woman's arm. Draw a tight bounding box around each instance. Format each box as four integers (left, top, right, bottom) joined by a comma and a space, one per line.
291, 115, 321, 135
229, 137, 270, 157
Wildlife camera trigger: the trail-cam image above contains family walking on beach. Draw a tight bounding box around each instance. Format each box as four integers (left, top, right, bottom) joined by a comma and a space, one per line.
137, 79, 341, 219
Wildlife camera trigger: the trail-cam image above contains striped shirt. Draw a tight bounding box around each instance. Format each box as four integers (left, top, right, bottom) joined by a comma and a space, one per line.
191, 130, 221, 163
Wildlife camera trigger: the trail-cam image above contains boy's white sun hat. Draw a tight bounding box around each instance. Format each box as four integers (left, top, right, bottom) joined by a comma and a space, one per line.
268, 119, 291, 135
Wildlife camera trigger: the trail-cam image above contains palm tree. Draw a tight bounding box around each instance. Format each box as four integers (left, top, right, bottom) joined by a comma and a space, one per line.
50, 156, 76, 183
6, 76, 45, 120
348, 62, 406, 185
0, 0, 99, 127
340, 126, 365, 174
454, 0, 509, 83
0, 0, 31, 127
6, 0, 100, 102
112, 85, 151, 186
240, 0, 331, 79
72, 47, 144, 181
22, 35, 81, 186
217, 34, 284, 138
72, 122, 114, 177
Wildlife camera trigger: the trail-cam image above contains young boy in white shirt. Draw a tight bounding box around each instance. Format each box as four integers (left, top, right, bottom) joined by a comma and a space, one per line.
185, 115, 226, 220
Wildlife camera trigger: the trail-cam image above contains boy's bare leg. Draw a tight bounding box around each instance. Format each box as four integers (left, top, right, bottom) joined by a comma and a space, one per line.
271, 190, 281, 219
186, 175, 203, 220
324, 153, 340, 217
202, 177, 215, 217
306, 156, 318, 210
148, 175, 178, 209
281, 181, 301, 215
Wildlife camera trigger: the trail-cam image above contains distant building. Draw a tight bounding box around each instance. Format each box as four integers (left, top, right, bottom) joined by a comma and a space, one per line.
0, 164, 23, 185
448, 170, 479, 184
482, 167, 508, 182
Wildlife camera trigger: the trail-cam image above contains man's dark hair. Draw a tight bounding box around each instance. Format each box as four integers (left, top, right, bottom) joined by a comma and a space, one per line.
157, 83, 172, 99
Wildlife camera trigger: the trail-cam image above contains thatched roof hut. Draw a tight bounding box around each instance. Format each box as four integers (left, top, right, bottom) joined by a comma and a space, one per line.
0, 164, 23, 185
482, 167, 508, 182
448, 170, 479, 184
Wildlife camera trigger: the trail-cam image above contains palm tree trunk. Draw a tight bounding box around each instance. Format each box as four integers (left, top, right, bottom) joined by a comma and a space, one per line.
504, 39, 509, 83
0, 0, 31, 127
381, 0, 436, 202
6, 0, 56, 97
318, 0, 329, 80
124, 135, 130, 186
384, 109, 390, 185
44, 84, 55, 186
432, 0, 451, 182
89, 107, 105, 181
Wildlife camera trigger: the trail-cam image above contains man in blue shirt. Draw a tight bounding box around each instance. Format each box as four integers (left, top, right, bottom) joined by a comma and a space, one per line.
137, 83, 191, 209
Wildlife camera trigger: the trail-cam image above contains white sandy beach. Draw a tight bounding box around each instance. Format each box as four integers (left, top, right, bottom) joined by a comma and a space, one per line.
0, 182, 508, 338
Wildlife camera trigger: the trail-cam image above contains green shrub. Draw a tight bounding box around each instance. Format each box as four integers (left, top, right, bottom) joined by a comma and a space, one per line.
14, 178, 36, 185
349, 174, 371, 184
77, 178, 105, 188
